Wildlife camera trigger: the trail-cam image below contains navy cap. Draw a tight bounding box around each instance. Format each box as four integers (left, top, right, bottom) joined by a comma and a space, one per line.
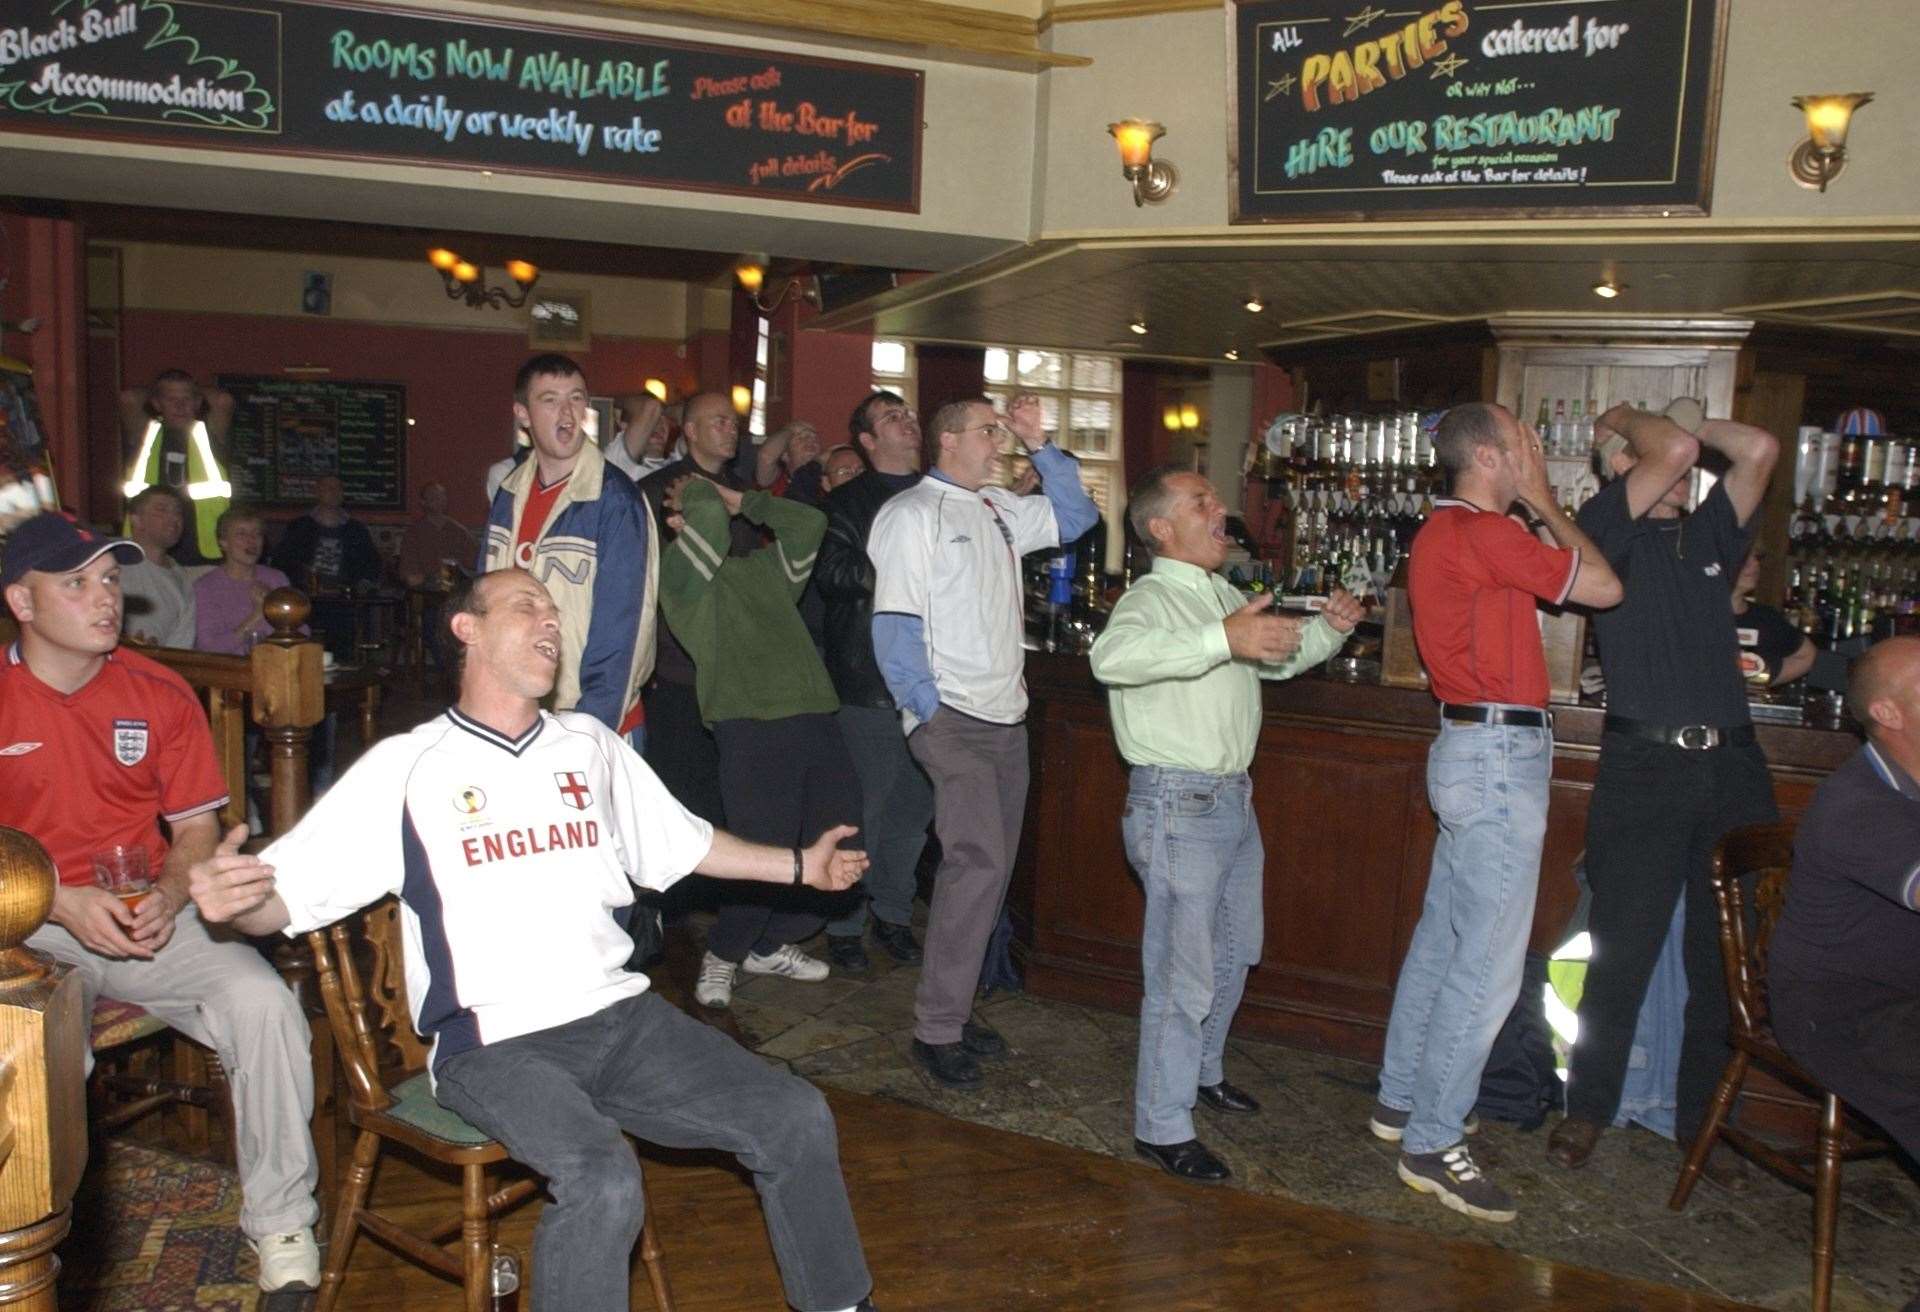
0, 513, 144, 587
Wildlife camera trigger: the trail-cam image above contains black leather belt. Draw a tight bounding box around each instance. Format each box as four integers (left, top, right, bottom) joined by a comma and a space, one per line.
1603, 716, 1756, 751
1442, 704, 1551, 728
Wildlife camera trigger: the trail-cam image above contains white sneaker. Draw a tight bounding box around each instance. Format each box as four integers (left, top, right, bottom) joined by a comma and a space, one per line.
695, 951, 738, 1008
254, 1227, 320, 1291
743, 943, 830, 982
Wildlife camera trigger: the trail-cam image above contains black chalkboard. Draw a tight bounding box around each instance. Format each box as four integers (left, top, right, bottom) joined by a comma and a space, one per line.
218, 375, 407, 511
0, 0, 922, 211
1229, 0, 1727, 221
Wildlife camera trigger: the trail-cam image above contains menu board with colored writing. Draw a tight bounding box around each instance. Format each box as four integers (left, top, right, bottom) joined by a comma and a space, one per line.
0, 0, 922, 211
1229, 0, 1727, 221
219, 375, 406, 510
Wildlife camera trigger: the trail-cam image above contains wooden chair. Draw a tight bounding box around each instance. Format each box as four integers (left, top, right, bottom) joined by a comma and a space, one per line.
1670, 820, 1894, 1312
308, 898, 674, 1312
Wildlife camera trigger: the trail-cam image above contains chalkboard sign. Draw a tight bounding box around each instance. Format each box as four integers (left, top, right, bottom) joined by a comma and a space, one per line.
0, 0, 922, 212
1229, 0, 1727, 221
218, 375, 407, 510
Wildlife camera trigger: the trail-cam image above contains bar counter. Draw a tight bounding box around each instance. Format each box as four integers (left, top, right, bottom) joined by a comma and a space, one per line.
1009, 651, 1859, 1063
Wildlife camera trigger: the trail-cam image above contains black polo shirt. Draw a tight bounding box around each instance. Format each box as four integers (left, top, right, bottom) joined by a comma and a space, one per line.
1736, 601, 1806, 684
1577, 478, 1754, 728
1772, 743, 1920, 1001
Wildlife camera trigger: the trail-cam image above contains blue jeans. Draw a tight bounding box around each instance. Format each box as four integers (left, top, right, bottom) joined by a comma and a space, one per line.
1123, 766, 1263, 1145
1378, 714, 1551, 1156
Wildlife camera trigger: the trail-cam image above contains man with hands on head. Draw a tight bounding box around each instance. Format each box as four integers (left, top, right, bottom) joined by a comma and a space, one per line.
189, 567, 880, 1312
0, 512, 321, 1293
1374, 404, 1622, 1224
1547, 403, 1780, 1178
868, 392, 1099, 1089
1091, 467, 1362, 1183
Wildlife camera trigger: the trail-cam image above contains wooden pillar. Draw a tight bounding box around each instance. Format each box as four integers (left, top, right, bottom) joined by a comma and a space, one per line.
251, 590, 324, 837
0, 828, 88, 1311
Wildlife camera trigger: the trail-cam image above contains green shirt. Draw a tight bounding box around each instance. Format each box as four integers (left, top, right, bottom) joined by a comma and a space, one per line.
1088, 556, 1348, 775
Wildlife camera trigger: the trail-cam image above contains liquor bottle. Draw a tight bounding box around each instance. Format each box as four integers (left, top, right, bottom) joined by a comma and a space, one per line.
1551, 399, 1567, 453
1567, 398, 1584, 458
1043, 550, 1076, 653
1535, 397, 1551, 433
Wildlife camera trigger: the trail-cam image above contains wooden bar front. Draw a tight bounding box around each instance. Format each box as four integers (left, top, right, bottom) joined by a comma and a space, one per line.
1011, 653, 1857, 1064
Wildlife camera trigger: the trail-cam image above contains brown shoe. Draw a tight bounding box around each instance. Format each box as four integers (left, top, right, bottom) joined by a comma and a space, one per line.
1546, 1116, 1604, 1169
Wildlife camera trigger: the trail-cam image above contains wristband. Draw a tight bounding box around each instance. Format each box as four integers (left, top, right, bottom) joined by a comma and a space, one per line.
792, 847, 804, 887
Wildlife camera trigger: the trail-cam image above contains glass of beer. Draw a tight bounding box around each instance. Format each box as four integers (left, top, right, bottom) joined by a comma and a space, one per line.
92, 845, 153, 913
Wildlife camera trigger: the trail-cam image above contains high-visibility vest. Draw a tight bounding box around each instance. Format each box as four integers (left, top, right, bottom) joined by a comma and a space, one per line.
123, 419, 230, 558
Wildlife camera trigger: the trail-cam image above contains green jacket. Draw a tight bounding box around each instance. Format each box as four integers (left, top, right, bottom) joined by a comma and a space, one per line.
659, 481, 839, 725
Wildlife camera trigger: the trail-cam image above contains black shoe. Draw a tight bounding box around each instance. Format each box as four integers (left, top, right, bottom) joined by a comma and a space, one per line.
961, 1018, 1007, 1059
1133, 1138, 1231, 1183
856, 1300, 878, 1312
826, 934, 870, 974
1197, 1080, 1260, 1115
911, 1039, 982, 1088
872, 919, 923, 964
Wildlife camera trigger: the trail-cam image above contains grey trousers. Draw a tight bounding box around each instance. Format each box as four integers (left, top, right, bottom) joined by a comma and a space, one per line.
827, 704, 932, 936
907, 708, 1029, 1046
33, 907, 319, 1240
434, 990, 871, 1312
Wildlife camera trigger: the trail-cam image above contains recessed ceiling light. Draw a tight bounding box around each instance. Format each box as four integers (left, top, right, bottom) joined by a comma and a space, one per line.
1223, 349, 1240, 361
1243, 296, 1264, 314
1592, 281, 1625, 299
1128, 319, 1149, 335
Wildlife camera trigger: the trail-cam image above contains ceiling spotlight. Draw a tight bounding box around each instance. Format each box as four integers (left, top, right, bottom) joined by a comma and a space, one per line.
1223, 349, 1240, 361
1592, 281, 1624, 299
1243, 296, 1264, 314
1128, 319, 1149, 335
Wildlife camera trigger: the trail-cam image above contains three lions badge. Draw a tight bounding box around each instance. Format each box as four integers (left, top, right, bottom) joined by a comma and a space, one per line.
112, 719, 149, 766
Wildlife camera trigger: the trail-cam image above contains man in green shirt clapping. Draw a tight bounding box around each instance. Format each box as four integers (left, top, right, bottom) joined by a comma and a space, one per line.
1091, 467, 1362, 1182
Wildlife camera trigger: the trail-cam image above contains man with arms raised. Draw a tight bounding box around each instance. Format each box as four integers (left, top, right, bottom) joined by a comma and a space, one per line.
0, 512, 320, 1291
868, 394, 1098, 1087
1092, 467, 1362, 1181
119, 368, 233, 563
189, 568, 880, 1312
1547, 405, 1779, 1176
1375, 403, 1621, 1221
483, 354, 657, 750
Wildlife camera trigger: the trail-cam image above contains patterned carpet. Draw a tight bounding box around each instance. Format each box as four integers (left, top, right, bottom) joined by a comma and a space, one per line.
59, 1140, 298, 1312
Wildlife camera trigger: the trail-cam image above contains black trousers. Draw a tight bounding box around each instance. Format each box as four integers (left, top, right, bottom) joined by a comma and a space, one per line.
642, 680, 725, 827
703, 713, 864, 964
1773, 985, 1920, 1161
1567, 730, 1777, 1142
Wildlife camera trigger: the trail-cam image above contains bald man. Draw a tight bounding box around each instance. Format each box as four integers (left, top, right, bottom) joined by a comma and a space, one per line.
1770, 637, 1920, 1248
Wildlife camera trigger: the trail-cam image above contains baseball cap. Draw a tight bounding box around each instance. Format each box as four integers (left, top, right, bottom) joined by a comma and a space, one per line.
1, 513, 144, 587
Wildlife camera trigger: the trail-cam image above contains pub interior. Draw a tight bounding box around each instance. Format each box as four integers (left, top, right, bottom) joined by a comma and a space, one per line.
1, 0, 1918, 1309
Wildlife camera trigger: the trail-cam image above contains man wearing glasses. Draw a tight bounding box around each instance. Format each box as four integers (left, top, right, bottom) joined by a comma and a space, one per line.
868, 394, 1099, 1087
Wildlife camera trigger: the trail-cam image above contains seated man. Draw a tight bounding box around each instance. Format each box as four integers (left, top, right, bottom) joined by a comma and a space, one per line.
0, 512, 320, 1292
1771, 635, 1920, 1312
187, 568, 878, 1312
119, 485, 199, 648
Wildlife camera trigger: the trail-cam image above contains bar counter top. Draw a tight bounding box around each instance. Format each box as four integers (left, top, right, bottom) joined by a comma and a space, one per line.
1010, 650, 1859, 1062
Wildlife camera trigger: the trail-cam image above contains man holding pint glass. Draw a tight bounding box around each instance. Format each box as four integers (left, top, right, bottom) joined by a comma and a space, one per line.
0, 511, 323, 1292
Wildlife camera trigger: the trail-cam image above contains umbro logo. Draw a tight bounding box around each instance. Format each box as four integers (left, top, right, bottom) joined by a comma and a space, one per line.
948, 534, 972, 544
0, 742, 41, 756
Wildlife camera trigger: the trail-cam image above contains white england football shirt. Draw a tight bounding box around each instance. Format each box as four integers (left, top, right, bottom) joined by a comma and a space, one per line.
869, 476, 1059, 728
266, 708, 713, 1077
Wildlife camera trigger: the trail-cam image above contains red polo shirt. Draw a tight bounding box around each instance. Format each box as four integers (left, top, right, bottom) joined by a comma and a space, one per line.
0, 644, 228, 887
1408, 499, 1580, 709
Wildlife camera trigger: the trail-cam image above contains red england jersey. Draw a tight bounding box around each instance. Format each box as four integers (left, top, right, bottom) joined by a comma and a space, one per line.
0, 644, 228, 887
512, 473, 570, 569
1408, 499, 1580, 710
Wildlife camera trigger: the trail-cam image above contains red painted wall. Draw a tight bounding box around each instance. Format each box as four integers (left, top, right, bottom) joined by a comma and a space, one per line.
116, 309, 685, 523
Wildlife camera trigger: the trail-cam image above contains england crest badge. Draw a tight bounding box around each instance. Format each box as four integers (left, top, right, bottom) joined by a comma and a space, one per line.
113, 719, 149, 766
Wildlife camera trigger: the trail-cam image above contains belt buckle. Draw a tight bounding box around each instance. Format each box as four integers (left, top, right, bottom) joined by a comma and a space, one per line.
1676, 724, 1718, 751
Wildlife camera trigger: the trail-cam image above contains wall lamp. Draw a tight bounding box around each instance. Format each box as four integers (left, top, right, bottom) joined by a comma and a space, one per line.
427, 247, 538, 309
1107, 119, 1177, 207
1788, 92, 1872, 192
733, 255, 821, 314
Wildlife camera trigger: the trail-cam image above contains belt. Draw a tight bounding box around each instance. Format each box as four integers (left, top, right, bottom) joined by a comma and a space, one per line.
1603, 716, 1756, 751
1441, 704, 1551, 728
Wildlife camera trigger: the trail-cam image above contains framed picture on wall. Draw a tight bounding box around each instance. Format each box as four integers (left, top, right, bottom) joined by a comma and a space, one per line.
588, 397, 617, 450
528, 289, 591, 350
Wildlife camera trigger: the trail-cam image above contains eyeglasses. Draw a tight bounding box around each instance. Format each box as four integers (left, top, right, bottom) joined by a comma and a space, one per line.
875, 408, 917, 425
959, 421, 1012, 439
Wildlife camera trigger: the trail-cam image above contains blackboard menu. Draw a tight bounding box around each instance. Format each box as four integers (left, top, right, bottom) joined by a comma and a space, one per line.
0, 0, 922, 211
1229, 0, 1727, 221
219, 375, 406, 510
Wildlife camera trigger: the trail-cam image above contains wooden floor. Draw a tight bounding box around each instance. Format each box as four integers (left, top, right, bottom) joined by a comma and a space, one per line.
327, 1087, 1760, 1312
